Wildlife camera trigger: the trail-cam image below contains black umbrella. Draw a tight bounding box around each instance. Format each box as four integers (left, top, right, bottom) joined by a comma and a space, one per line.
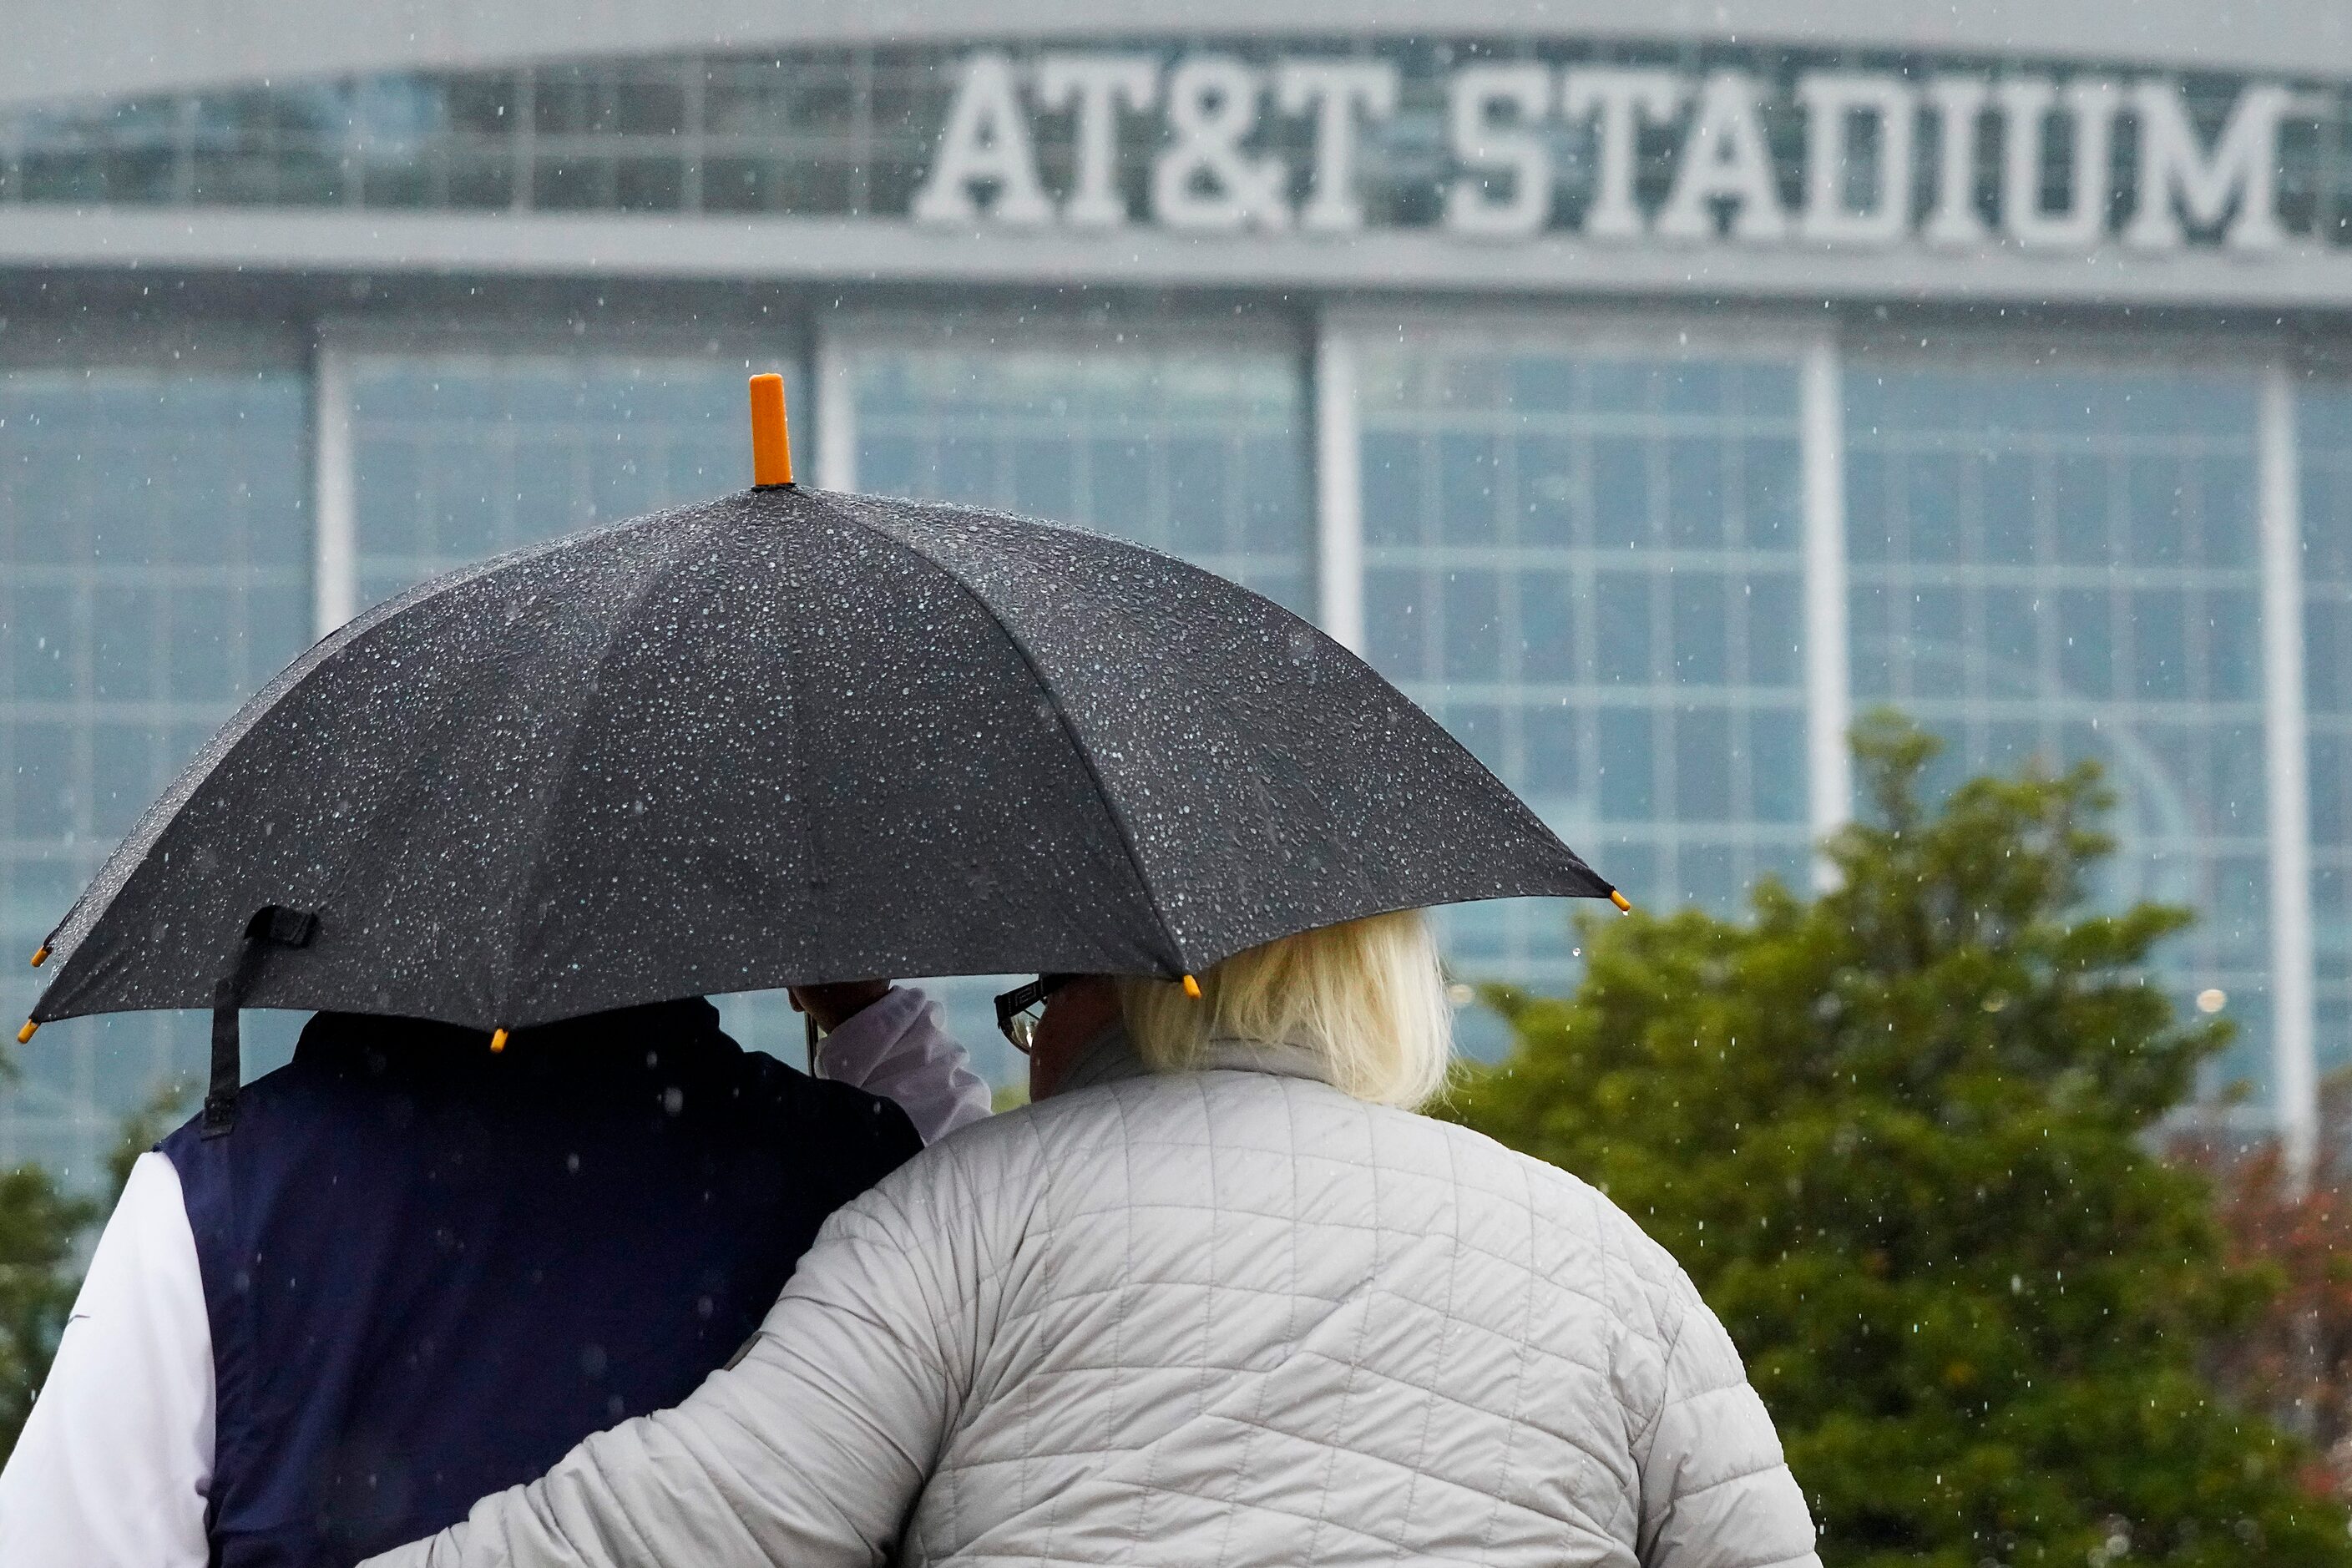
23, 429, 1616, 1120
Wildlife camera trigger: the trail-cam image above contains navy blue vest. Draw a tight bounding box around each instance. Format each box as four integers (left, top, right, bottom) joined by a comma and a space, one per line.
159, 999, 921, 1568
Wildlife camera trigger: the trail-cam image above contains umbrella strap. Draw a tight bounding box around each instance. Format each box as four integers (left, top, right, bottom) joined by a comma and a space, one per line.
202, 906, 319, 1140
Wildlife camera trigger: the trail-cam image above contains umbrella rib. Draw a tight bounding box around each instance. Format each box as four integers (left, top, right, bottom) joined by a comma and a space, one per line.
35, 527, 599, 976
492, 513, 732, 1023
820, 498, 1193, 978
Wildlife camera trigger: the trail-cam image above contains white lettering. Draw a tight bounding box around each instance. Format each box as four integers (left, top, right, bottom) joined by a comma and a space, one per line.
2126, 80, 2293, 252
1998, 76, 2122, 249
1657, 71, 1788, 242
1036, 53, 1159, 229
1444, 63, 1553, 238
1276, 60, 1400, 233
1798, 72, 1915, 245
909, 49, 2305, 256
1154, 56, 1289, 231
910, 52, 1052, 227
1921, 77, 1991, 246
1562, 67, 1683, 239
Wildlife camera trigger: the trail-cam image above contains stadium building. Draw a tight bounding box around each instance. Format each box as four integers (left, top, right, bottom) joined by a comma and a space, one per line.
3, 1, 2349, 1177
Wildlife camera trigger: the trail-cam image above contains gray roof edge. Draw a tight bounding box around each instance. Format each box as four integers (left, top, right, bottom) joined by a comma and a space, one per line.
0, 0, 2341, 113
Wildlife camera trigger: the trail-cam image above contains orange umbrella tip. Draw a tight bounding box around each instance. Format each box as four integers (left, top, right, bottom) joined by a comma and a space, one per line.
489, 1027, 508, 1054
748, 373, 794, 489
15, 1019, 36, 1044
1609, 889, 1632, 913
28, 944, 47, 969
1181, 974, 1202, 999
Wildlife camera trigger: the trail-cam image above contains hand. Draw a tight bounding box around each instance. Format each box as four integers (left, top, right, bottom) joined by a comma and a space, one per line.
789, 979, 892, 1034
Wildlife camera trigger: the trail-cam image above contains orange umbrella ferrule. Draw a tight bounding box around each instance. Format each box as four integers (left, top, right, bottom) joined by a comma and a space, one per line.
28, 945, 47, 968
1609, 889, 1631, 913
16, 1019, 36, 1044
489, 1028, 508, 1054
749, 374, 794, 488
1181, 974, 1202, 999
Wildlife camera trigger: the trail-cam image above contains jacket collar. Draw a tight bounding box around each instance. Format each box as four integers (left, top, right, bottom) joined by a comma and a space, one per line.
1056, 1024, 1336, 1095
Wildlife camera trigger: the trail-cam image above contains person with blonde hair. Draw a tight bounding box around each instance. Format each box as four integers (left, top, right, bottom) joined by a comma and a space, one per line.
369, 908, 1820, 1568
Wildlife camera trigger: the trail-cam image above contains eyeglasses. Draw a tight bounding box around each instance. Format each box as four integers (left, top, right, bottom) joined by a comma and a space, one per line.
994, 974, 1076, 1054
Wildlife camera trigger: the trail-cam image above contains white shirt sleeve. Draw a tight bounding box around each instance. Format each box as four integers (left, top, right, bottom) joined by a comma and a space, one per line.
813, 985, 993, 1143
0, 1151, 213, 1568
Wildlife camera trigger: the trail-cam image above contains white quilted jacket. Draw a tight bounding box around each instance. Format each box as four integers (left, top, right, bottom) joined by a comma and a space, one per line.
370, 1041, 1820, 1568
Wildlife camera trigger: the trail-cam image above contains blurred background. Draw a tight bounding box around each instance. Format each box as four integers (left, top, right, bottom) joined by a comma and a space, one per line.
0, 0, 2346, 1193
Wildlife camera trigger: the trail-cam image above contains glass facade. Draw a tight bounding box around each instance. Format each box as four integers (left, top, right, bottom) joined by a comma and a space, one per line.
6, 33, 2352, 1164
852, 333, 1313, 612
1355, 333, 1810, 999
2302, 388, 2352, 1076
350, 350, 772, 606
0, 362, 312, 1174
3, 318, 2344, 1164
1846, 362, 2274, 1088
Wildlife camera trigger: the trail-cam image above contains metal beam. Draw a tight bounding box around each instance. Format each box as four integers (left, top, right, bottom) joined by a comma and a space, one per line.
814, 326, 857, 493
2260, 362, 2320, 1188
1313, 320, 1365, 655
311, 340, 357, 639
1800, 336, 1853, 883
11, 210, 2352, 314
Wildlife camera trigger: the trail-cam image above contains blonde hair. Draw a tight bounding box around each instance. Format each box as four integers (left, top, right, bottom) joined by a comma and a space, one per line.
1115, 909, 1453, 1110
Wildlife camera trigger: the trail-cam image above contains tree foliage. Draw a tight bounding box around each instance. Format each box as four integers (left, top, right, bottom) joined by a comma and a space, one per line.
2175, 1074, 2352, 1490
1447, 714, 2352, 1566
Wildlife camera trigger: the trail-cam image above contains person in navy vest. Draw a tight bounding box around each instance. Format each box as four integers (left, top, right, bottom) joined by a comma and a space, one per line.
0, 981, 988, 1567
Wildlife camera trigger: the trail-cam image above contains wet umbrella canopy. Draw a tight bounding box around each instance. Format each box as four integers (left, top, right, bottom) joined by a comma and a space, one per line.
24, 463, 1615, 1054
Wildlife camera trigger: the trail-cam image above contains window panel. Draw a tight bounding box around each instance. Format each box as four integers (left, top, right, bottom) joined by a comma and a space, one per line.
1588, 438, 1650, 549
2052, 452, 2111, 565
853, 337, 1311, 615
1442, 573, 1502, 681
1851, 362, 2271, 1121
1519, 434, 1576, 549
1524, 705, 1579, 799
0, 362, 309, 1174
1747, 573, 1802, 689
1904, 451, 1966, 563
1749, 708, 1807, 824
1358, 337, 1807, 994
1673, 706, 1734, 822
1598, 707, 1656, 821
1743, 438, 1800, 549
1669, 573, 1730, 685
1596, 575, 1651, 685
350, 352, 789, 607
2132, 588, 2189, 701
1981, 452, 2039, 564
1517, 571, 1577, 683
1663, 437, 1725, 549
1436, 433, 1500, 544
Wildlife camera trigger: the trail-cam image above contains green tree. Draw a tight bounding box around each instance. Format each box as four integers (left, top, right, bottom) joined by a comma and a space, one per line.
1447, 714, 2352, 1566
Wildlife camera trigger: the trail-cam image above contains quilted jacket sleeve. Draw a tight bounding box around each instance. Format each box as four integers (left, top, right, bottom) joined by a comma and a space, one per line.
1632, 1268, 1822, 1568
360, 1173, 976, 1568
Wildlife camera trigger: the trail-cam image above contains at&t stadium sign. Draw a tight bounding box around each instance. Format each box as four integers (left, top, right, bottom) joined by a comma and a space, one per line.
911, 49, 2314, 255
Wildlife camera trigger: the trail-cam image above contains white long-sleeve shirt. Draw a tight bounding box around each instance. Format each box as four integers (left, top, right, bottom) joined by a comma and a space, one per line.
0, 989, 989, 1568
